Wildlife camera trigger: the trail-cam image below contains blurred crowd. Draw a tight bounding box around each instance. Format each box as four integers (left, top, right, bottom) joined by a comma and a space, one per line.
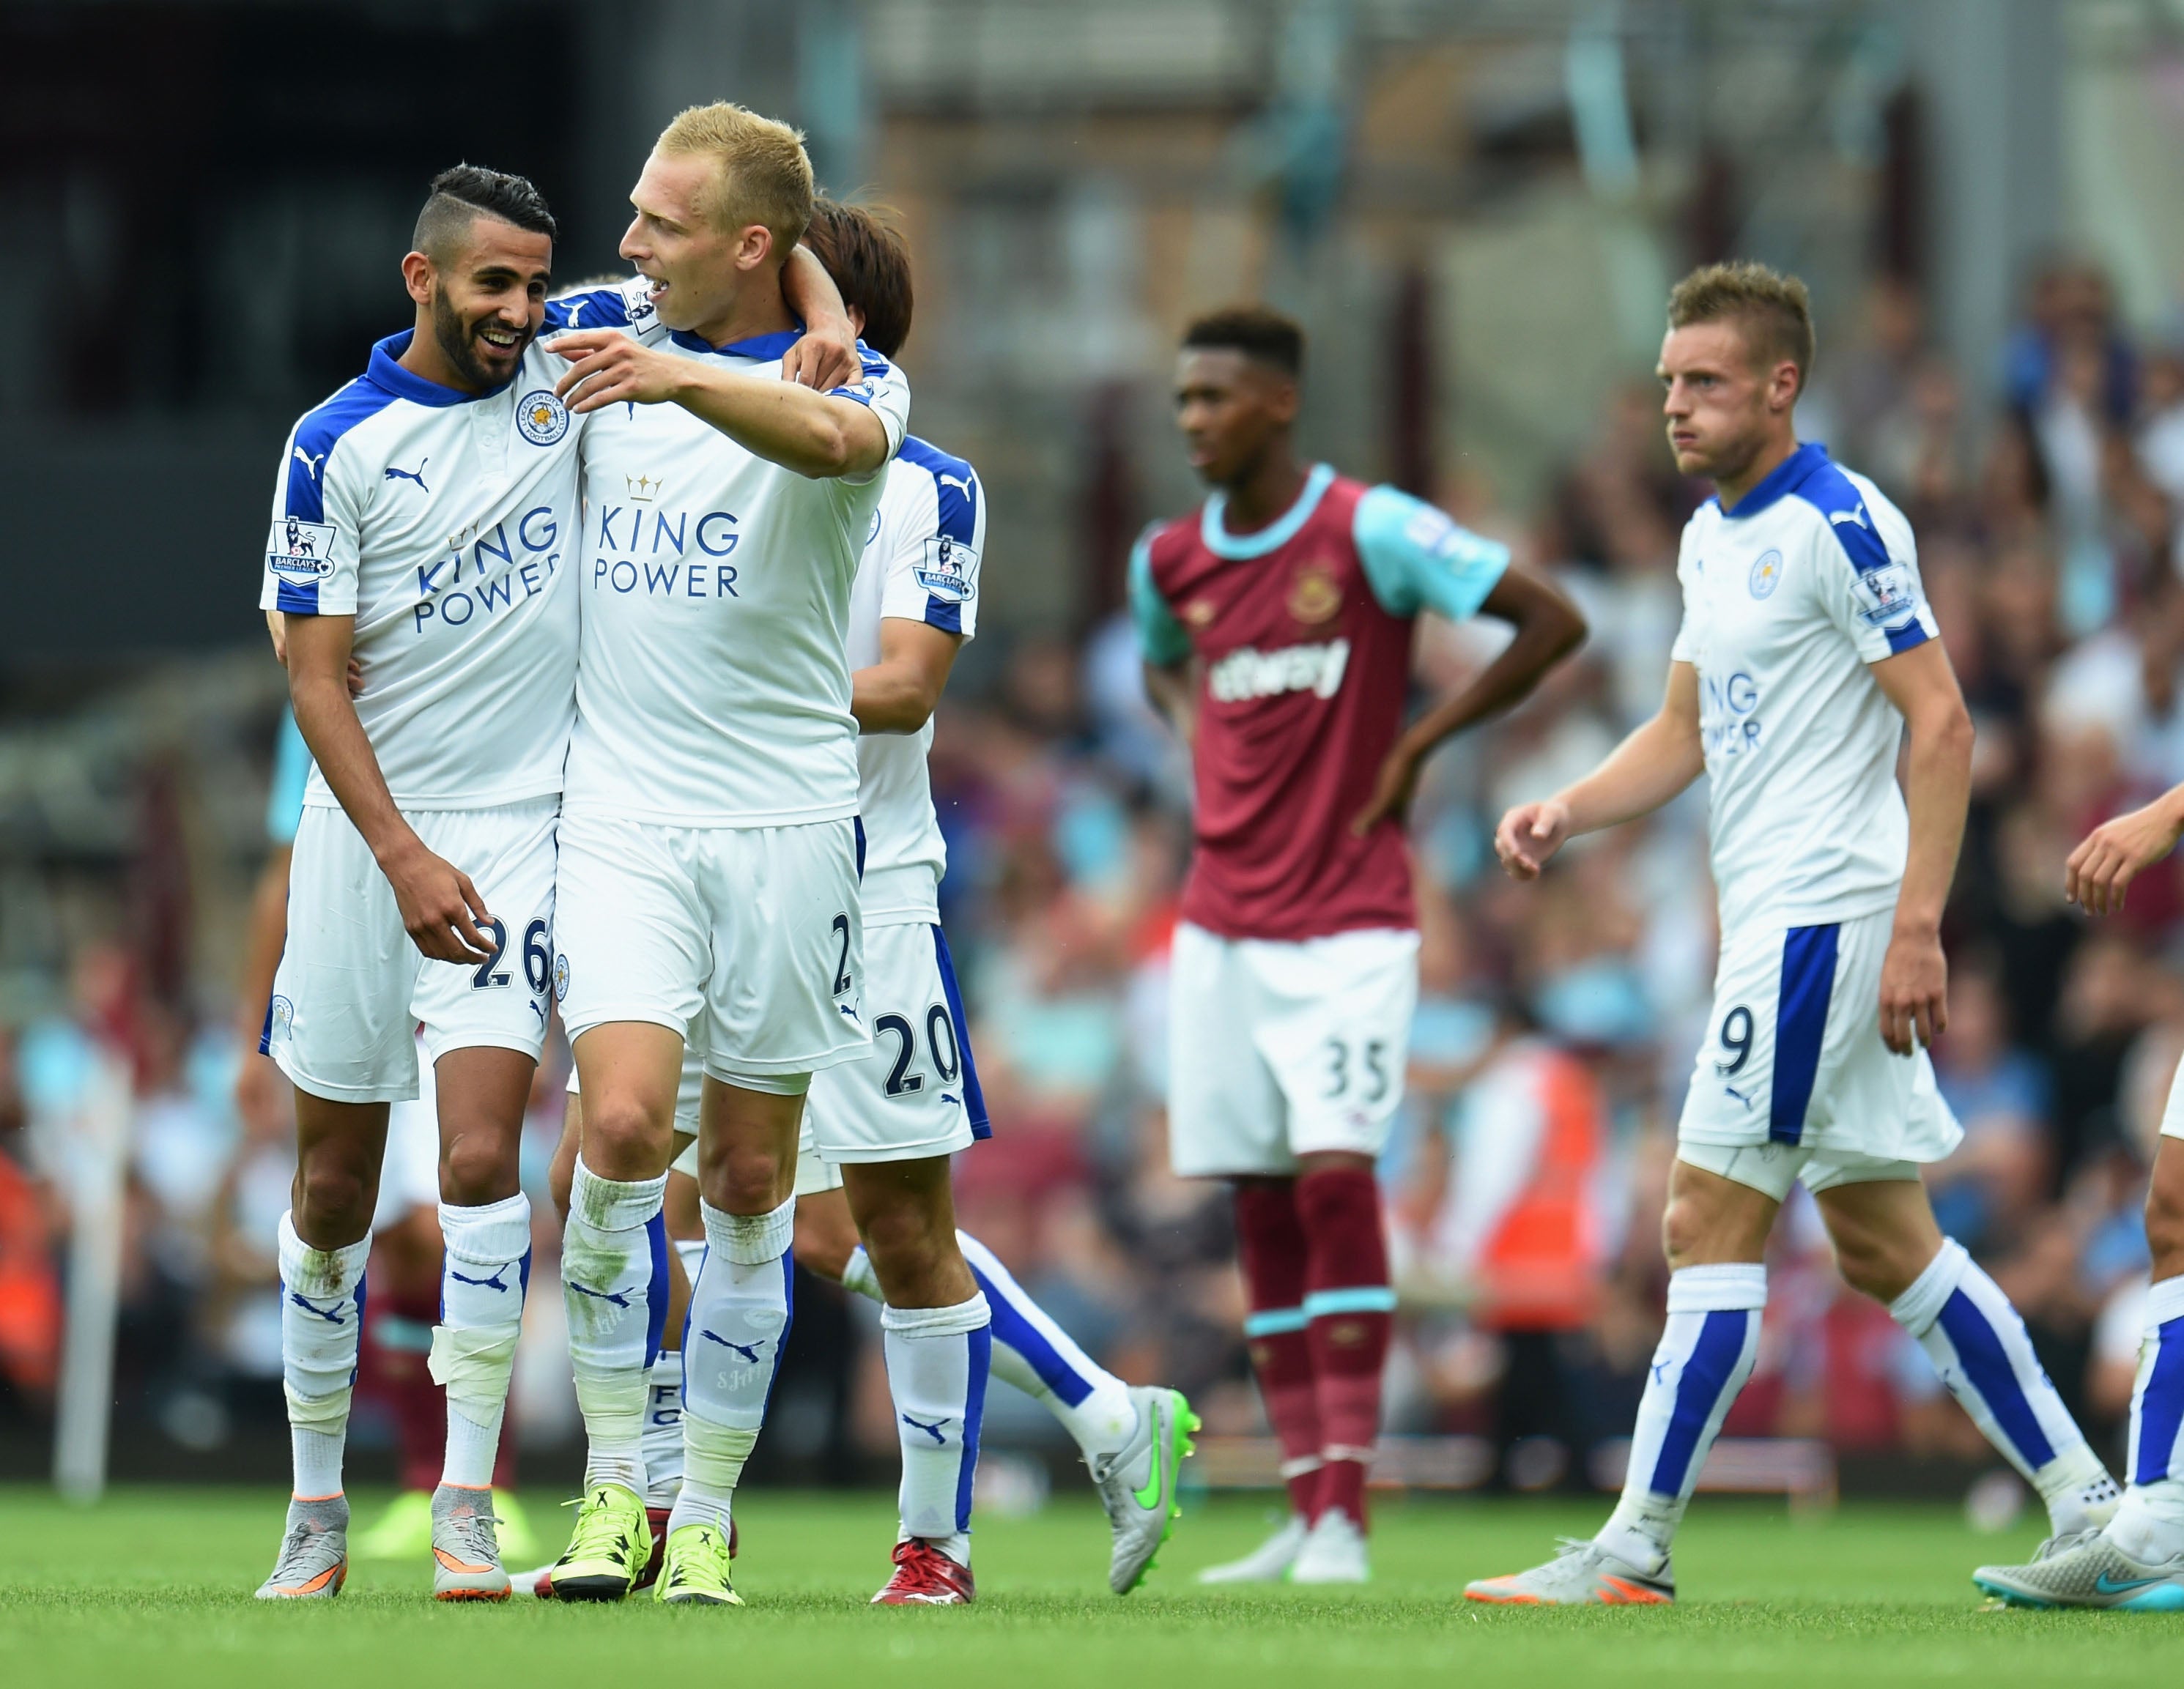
5, 257, 2184, 1503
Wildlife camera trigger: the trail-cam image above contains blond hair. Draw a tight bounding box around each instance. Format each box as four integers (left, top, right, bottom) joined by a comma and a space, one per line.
654, 102, 814, 250
1667, 261, 1815, 392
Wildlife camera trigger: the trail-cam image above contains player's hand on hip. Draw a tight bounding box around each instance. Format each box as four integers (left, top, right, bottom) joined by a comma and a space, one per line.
553, 330, 680, 414
1494, 799, 1571, 880
2065, 798, 2184, 916
1878, 927, 1947, 1055
382, 840, 495, 965
781, 322, 862, 392
1352, 746, 1422, 836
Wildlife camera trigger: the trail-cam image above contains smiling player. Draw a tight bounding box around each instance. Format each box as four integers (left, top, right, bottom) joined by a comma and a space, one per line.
253, 166, 585, 1604
527, 105, 941, 1610
1469, 262, 2117, 1606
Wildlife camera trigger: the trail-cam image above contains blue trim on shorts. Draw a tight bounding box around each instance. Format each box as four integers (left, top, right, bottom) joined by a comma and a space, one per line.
853, 816, 867, 882
258, 989, 276, 1057
1769, 924, 1838, 1146
931, 924, 989, 1140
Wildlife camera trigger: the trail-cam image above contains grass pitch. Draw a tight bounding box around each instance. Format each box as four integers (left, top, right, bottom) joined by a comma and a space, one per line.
2, 1485, 2178, 1688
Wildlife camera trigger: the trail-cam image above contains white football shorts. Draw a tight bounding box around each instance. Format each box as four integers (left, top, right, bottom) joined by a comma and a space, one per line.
804, 919, 985, 1165
1166, 921, 1420, 1178
1676, 906, 1961, 1189
264, 799, 558, 1103
554, 814, 867, 1080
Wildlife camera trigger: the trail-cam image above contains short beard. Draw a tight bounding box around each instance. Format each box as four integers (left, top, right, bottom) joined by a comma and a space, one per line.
430, 286, 508, 392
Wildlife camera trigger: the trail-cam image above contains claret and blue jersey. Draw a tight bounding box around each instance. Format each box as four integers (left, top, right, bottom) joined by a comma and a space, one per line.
1670, 440, 1942, 935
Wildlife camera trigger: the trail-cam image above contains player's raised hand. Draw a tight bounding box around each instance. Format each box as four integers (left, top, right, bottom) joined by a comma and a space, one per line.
1494, 799, 1572, 880
382, 840, 495, 965
1878, 927, 1947, 1055
1352, 745, 1423, 836
781, 321, 863, 392
2065, 795, 2184, 916
552, 330, 684, 414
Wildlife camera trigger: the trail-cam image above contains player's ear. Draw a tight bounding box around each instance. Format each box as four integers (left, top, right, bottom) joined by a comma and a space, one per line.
1770, 360, 1802, 415
400, 250, 435, 307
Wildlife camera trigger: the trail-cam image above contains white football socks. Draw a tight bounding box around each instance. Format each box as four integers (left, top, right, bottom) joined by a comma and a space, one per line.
562, 1162, 667, 1496
844, 1233, 1138, 1459
1596, 1263, 1766, 1573
277, 1211, 371, 1500
1890, 1239, 2116, 1535
673, 1198, 794, 1536
2109, 1274, 2184, 1562
883, 1293, 993, 1558
433, 1192, 530, 1490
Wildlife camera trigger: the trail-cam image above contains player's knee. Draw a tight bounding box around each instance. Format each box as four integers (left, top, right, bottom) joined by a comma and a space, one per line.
1829, 1220, 1916, 1304
1659, 1192, 1710, 1269
438, 1127, 517, 1207
697, 1140, 792, 1214
580, 1091, 673, 1173
295, 1156, 374, 1231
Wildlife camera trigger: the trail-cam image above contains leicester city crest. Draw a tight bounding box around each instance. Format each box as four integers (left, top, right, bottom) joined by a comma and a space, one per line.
517, 390, 571, 446
1748, 549, 1784, 599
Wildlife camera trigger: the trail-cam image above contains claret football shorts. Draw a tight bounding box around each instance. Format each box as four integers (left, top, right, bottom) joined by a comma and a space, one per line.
1166, 921, 1420, 1178
264, 799, 558, 1104
1675, 905, 1961, 1198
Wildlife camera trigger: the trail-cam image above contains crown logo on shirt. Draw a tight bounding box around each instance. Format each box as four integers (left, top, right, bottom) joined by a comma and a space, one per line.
626, 473, 662, 502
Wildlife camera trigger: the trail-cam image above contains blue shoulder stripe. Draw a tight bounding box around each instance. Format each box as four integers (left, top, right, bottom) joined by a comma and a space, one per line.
1794, 462, 1891, 577
278, 378, 395, 613
897, 435, 978, 636
544, 288, 635, 333
284, 379, 393, 524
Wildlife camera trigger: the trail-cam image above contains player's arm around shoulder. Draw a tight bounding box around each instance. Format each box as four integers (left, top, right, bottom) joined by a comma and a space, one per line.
549, 328, 899, 480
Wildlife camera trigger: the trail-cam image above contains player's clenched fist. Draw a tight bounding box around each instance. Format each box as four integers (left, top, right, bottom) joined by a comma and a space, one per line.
2065, 795, 2184, 917
552, 329, 685, 414
381, 839, 495, 964
1494, 798, 1572, 880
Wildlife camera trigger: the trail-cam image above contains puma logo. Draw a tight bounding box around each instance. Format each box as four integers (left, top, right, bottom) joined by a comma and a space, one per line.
701, 1329, 763, 1364
567, 1281, 632, 1310
1829, 504, 1869, 530
384, 459, 430, 492
900, 1412, 950, 1445
288, 1291, 345, 1326
449, 1266, 510, 1293
292, 446, 326, 480
936, 472, 974, 498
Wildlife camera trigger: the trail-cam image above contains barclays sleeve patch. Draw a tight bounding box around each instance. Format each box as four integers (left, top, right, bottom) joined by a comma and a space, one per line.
1849, 560, 1921, 628
267, 517, 337, 583
914, 535, 977, 603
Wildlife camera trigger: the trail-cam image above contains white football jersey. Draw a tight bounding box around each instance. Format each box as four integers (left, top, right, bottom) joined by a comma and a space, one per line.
1670, 442, 1941, 934
560, 315, 911, 826
259, 330, 588, 809
851, 438, 986, 924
